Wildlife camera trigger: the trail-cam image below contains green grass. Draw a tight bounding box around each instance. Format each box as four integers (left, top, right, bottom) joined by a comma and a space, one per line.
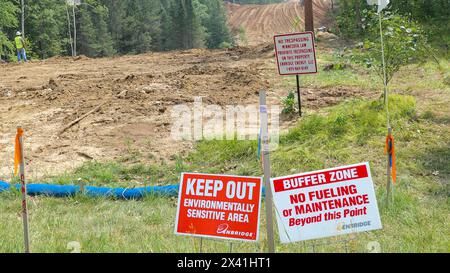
0, 58, 449, 253
283, 49, 381, 90
284, 47, 450, 93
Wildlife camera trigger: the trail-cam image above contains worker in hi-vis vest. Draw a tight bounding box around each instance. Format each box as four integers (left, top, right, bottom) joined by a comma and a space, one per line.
15, 31, 28, 63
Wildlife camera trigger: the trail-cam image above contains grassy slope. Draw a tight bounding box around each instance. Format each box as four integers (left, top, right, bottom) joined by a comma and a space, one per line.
0, 53, 448, 253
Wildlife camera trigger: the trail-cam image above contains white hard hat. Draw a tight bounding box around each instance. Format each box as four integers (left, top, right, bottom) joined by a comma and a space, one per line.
16, 31, 21, 36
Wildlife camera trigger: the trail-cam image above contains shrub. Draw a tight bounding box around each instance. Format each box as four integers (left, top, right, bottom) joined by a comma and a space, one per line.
281, 91, 297, 114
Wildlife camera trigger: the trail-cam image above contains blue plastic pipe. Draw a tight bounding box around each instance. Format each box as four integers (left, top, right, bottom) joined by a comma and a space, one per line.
0, 180, 178, 199
0, 180, 267, 199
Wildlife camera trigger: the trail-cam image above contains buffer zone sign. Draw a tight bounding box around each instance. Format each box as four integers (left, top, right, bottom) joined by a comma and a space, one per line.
175, 173, 263, 241
270, 162, 382, 243
274, 31, 318, 75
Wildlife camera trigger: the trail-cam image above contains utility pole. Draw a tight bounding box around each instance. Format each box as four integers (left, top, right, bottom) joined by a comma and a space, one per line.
66, 4, 74, 57
21, 0, 25, 37
73, 3, 77, 56
304, 0, 314, 32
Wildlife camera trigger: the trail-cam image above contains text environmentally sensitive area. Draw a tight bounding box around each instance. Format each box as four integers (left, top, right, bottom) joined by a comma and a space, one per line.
175, 173, 263, 241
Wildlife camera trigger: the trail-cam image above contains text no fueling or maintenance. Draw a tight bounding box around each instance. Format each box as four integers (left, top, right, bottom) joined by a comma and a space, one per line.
270, 162, 382, 243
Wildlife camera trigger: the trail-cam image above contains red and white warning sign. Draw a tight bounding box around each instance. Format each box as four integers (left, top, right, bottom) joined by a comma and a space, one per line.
175, 173, 263, 241
274, 32, 318, 75
270, 162, 382, 243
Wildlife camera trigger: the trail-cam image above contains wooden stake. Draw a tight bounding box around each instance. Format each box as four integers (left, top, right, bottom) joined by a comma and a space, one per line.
259, 90, 275, 253
386, 127, 392, 206
18, 127, 30, 253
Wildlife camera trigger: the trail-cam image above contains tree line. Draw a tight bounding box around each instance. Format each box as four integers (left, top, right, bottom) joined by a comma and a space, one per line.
0, 0, 233, 61
335, 0, 449, 48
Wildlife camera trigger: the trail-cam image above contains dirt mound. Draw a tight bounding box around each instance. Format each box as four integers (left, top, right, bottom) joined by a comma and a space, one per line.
0, 46, 274, 179
0, 39, 374, 180
226, 0, 333, 46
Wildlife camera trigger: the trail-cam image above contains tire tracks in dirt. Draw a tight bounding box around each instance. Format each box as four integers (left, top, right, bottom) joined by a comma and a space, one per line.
227, 0, 333, 46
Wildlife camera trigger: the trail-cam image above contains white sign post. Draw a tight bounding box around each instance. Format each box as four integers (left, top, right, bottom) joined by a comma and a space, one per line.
270, 162, 382, 243
274, 32, 317, 116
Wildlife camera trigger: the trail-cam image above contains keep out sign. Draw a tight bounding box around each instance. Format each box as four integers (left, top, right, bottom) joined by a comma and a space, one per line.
271, 162, 382, 243
175, 173, 263, 241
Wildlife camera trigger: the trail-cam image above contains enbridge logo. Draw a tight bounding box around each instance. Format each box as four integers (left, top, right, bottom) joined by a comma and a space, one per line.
216, 223, 253, 238
337, 221, 372, 231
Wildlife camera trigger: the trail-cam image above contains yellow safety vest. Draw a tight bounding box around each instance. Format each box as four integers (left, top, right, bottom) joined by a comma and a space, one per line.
15, 36, 24, 49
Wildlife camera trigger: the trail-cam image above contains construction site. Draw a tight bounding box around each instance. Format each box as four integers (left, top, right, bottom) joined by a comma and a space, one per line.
0, 0, 347, 179
0, 0, 448, 254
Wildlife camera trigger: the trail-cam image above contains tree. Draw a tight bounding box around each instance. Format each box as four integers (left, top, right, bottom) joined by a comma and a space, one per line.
99, 0, 127, 54
174, 0, 196, 49
355, 12, 430, 86
121, 0, 161, 54
77, 1, 115, 57
159, 0, 176, 51
1, 0, 238, 59
27, 0, 66, 59
200, 0, 232, 48
0, 0, 19, 61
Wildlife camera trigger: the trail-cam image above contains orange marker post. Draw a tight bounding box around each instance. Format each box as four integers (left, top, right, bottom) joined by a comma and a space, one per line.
15, 127, 30, 253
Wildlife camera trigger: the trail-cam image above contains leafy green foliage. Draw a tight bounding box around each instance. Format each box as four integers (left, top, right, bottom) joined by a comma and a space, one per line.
27, 0, 66, 59
0, 0, 233, 60
0, 0, 19, 60
389, 0, 450, 49
77, 1, 115, 57
219, 41, 233, 49
281, 91, 297, 114
335, 0, 449, 55
199, 0, 232, 49
335, 0, 372, 38
352, 11, 430, 85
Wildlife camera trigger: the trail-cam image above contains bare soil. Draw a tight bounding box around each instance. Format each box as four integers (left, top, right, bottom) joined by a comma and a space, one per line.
0, 0, 373, 179
227, 0, 334, 46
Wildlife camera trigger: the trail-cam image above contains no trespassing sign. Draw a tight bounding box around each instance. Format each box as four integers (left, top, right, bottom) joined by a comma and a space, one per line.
274, 31, 318, 76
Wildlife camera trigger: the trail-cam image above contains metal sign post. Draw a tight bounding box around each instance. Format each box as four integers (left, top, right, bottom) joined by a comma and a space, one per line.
274, 32, 317, 117
296, 75, 302, 116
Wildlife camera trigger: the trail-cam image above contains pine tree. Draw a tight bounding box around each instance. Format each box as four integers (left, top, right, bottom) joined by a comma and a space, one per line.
77, 4, 96, 56
90, 4, 115, 56
201, 0, 232, 48
77, 1, 115, 57
122, 0, 161, 54
27, 0, 66, 59
159, 0, 177, 51
99, 0, 127, 54
1, 0, 242, 59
